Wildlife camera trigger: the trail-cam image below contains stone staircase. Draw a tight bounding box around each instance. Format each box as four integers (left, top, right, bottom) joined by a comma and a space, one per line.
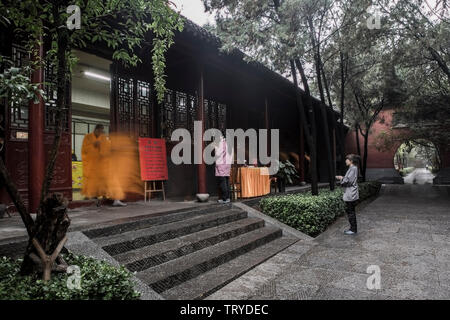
83, 203, 298, 300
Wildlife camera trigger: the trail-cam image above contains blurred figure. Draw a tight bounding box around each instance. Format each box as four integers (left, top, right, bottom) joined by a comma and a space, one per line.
107, 133, 144, 200
81, 124, 126, 207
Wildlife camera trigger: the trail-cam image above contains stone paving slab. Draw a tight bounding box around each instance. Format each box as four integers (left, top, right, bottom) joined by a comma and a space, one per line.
210, 185, 450, 300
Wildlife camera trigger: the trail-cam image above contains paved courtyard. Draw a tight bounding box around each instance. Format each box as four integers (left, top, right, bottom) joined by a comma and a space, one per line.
403, 168, 435, 184
209, 185, 450, 300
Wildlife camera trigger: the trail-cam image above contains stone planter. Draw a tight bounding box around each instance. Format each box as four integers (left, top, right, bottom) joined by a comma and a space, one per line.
196, 193, 210, 202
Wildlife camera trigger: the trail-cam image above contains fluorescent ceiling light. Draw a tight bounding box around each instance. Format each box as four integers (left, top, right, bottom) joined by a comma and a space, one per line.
84, 71, 110, 82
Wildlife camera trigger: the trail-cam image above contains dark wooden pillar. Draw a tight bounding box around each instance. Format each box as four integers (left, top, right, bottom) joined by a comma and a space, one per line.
197, 65, 207, 194
264, 97, 270, 155
299, 120, 305, 182
28, 40, 45, 213
332, 128, 337, 174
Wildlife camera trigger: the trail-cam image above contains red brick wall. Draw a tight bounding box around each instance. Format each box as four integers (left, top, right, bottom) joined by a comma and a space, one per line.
345, 109, 407, 169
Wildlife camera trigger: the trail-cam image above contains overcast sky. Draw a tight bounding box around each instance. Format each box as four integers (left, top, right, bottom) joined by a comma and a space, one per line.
171, 0, 214, 26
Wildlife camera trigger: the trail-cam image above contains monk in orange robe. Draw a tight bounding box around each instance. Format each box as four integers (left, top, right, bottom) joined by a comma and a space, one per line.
81, 124, 126, 206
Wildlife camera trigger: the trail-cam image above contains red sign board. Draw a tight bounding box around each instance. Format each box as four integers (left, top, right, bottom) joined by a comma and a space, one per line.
138, 138, 168, 181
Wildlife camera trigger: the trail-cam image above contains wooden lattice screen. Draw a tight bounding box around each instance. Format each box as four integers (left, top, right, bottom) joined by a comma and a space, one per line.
111, 67, 153, 137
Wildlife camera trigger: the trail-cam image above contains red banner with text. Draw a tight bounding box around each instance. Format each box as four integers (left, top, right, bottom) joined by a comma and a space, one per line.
138, 138, 168, 181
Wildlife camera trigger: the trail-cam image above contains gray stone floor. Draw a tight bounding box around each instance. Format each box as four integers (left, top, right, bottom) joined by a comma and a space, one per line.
208, 185, 450, 300
0, 200, 207, 244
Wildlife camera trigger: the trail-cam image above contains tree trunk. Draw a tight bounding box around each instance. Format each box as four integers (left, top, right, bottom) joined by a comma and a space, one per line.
318, 103, 335, 190
307, 16, 326, 104
290, 60, 318, 195
338, 52, 347, 174
21, 193, 70, 275
21, 5, 71, 276
355, 125, 361, 158
39, 28, 69, 204
362, 132, 369, 182
0, 157, 34, 236
316, 62, 336, 190
307, 18, 334, 190
294, 58, 319, 195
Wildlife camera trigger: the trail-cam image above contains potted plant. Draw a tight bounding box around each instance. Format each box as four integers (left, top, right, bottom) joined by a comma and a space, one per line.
276, 160, 299, 192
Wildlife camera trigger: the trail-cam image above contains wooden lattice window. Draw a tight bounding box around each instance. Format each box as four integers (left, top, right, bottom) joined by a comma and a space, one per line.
218, 103, 227, 132
160, 89, 175, 138
175, 91, 188, 129
137, 80, 152, 137
187, 94, 197, 134
203, 99, 210, 130
116, 76, 134, 133
43, 63, 70, 132
9, 45, 30, 130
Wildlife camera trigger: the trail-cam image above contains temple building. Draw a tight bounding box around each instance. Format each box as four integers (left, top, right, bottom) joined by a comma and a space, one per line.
0, 19, 343, 213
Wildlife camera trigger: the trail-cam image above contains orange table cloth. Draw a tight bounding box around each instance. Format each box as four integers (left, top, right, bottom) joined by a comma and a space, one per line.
239, 167, 270, 198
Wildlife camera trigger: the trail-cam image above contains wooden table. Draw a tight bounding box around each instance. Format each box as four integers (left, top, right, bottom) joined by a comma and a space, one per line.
238, 167, 270, 198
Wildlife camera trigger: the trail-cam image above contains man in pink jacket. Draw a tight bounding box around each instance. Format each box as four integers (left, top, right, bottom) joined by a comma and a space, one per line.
215, 135, 232, 203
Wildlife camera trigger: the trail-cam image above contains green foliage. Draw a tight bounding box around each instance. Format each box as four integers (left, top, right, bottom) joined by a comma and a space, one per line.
260, 181, 381, 237
0, 0, 184, 103
399, 167, 414, 177
277, 160, 299, 184
0, 56, 43, 105
0, 253, 140, 300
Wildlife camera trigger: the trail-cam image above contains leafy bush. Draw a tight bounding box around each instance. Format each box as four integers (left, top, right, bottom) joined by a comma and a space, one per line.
260, 182, 381, 237
399, 167, 414, 177
0, 252, 140, 300
277, 160, 299, 184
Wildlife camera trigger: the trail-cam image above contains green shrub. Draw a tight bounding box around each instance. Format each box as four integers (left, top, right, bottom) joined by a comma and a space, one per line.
260, 182, 381, 237
0, 252, 141, 300
399, 167, 414, 177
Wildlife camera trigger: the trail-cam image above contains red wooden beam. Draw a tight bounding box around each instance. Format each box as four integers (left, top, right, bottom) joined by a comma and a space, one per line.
197, 66, 207, 194
28, 39, 45, 213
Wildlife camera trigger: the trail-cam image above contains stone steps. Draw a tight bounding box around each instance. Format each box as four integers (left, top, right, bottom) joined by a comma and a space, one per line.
115, 217, 265, 271
96, 209, 247, 255
137, 226, 283, 294
84, 204, 296, 299
84, 203, 232, 239
162, 237, 298, 300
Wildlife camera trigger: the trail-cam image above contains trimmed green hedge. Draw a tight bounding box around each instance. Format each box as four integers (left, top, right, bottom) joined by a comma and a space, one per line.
0, 252, 141, 300
259, 181, 382, 237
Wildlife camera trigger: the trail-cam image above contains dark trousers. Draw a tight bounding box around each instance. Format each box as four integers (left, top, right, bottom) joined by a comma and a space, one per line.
217, 176, 230, 201
345, 201, 357, 232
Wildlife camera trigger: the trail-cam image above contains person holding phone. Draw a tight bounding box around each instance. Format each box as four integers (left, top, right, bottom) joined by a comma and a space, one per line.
336, 154, 360, 235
